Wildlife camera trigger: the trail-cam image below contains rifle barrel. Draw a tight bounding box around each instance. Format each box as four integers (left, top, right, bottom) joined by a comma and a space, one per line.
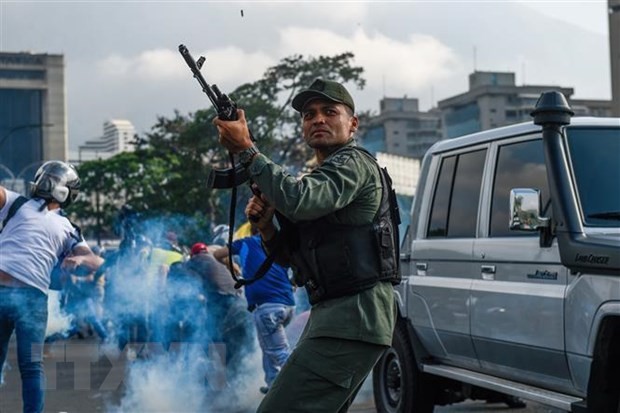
178, 44, 219, 108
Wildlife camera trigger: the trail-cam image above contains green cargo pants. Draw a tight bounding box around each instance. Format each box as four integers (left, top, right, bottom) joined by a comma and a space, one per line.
256, 336, 388, 413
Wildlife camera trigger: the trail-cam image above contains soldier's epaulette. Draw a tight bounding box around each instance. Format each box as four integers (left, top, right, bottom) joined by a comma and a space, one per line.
327, 147, 356, 167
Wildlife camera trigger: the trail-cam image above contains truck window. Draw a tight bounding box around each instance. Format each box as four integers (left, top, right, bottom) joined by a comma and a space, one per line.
427, 149, 486, 238
490, 138, 550, 237
566, 127, 620, 227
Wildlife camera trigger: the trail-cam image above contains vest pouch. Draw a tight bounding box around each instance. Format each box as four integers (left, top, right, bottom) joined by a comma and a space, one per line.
375, 218, 393, 259
298, 223, 381, 304
374, 218, 398, 279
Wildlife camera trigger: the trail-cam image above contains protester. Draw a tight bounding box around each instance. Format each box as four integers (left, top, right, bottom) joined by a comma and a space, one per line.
0, 161, 103, 413
142, 238, 184, 345
164, 230, 188, 255
183, 242, 253, 379
213, 229, 295, 394
62, 248, 108, 342
103, 234, 152, 352
165, 259, 206, 344
214, 79, 400, 412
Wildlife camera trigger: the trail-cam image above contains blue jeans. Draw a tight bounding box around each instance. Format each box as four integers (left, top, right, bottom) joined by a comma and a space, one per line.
0, 286, 48, 413
253, 303, 295, 387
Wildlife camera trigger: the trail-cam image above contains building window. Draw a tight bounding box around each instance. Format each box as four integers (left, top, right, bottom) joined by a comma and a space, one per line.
407, 120, 420, 128
0, 69, 45, 80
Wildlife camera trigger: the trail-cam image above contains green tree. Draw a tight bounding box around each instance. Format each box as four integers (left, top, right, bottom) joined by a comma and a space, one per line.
71, 52, 366, 244
232, 52, 365, 170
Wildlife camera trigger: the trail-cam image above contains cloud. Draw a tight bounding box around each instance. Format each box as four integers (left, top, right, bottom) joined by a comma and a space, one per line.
84, 25, 458, 137
97, 50, 182, 80
96, 47, 273, 86
95, 24, 457, 96
277, 26, 460, 106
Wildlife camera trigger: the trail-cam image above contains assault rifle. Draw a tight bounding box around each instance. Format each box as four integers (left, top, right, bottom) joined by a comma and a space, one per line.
180, 44, 270, 288
178, 44, 255, 189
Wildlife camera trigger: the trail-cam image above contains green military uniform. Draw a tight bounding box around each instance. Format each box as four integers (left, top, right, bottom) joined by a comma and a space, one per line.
248, 139, 396, 412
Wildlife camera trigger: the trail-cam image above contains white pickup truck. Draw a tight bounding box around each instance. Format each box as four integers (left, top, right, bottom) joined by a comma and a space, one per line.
373, 92, 620, 413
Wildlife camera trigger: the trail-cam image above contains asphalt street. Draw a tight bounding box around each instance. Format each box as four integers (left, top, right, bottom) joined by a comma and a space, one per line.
0, 337, 566, 413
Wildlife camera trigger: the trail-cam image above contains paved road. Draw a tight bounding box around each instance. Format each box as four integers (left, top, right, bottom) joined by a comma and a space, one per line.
0, 337, 565, 413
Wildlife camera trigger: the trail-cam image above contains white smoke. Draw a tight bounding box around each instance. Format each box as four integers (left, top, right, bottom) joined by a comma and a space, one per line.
101, 216, 268, 412
107, 340, 264, 412
46, 290, 74, 338
114, 347, 209, 412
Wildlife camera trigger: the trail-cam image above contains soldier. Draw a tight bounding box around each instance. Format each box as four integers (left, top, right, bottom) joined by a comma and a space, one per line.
214, 79, 399, 412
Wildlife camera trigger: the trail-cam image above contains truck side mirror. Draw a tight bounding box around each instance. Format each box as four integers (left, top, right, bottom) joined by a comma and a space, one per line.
509, 188, 550, 231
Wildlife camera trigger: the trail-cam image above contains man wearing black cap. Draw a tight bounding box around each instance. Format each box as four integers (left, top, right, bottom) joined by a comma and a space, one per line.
214, 79, 398, 412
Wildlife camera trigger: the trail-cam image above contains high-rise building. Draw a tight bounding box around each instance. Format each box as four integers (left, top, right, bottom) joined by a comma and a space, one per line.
438, 71, 612, 138
0, 52, 66, 188
610, 0, 620, 116
77, 119, 136, 161
359, 97, 442, 160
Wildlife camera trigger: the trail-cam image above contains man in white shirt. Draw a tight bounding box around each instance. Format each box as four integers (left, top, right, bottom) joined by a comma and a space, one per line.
0, 161, 103, 413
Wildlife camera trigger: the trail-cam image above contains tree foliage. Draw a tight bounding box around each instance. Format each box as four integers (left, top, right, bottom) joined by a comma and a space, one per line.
70, 52, 365, 244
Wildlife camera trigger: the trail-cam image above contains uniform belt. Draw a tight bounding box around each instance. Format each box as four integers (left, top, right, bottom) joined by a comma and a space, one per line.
0, 270, 30, 288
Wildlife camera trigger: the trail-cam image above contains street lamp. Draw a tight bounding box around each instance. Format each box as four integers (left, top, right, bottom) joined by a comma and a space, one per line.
0, 163, 15, 181
0, 123, 54, 149
0, 123, 54, 193
1, 161, 45, 195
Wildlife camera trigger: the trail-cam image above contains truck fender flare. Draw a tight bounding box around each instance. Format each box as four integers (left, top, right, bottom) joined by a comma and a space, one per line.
588, 301, 620, 356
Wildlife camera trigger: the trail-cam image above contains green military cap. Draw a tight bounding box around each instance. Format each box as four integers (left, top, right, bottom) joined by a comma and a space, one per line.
292, 79, 355, 114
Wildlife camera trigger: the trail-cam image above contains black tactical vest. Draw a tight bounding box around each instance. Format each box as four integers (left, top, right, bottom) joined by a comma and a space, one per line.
287, 147, 401, 304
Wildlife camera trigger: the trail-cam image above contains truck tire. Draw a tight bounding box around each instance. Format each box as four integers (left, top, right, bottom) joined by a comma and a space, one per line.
373, 322, 435, 413
587, 319, 620, 412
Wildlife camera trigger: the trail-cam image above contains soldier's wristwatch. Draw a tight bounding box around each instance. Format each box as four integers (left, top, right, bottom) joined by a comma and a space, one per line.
238, 145, 260, 167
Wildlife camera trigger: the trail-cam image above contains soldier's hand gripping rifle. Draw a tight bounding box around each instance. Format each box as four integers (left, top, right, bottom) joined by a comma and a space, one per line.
178, 44, 255, 189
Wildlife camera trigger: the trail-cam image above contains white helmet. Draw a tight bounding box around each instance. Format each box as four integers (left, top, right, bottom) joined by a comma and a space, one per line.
29, 161, 81, 208
211, 224, 230, 246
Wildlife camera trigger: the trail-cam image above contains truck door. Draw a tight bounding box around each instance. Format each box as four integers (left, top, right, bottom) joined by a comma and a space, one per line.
410, 147, 487, 368
472, 136, 571, 391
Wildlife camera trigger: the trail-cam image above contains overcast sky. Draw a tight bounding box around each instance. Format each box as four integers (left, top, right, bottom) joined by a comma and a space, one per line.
0, 1, 611, 152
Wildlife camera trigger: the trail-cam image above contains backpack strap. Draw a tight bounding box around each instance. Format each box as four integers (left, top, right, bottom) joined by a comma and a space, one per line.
0, 195, 28, 234
59, 209, 83, 243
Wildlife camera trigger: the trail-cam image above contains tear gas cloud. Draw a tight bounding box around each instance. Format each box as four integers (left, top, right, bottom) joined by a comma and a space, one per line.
98, 216, 283, 411
108, 342, 264, 413
31, 215, 312, 412
46, 291, 74, 338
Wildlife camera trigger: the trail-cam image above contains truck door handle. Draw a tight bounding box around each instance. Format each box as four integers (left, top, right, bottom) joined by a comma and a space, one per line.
481, 265, 496, 280
416, 263, 427, 276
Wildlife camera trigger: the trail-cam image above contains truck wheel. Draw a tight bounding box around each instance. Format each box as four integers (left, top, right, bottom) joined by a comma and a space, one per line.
373, 322, 435, 413
587, 319, 620, 413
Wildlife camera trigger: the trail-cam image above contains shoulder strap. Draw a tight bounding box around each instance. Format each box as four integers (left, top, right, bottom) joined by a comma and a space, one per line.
232, 210, 290, 289
0, 195, 28, 234
59, 209, 83, 242
351, 146, 402, 269
350, 146, 400, 219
